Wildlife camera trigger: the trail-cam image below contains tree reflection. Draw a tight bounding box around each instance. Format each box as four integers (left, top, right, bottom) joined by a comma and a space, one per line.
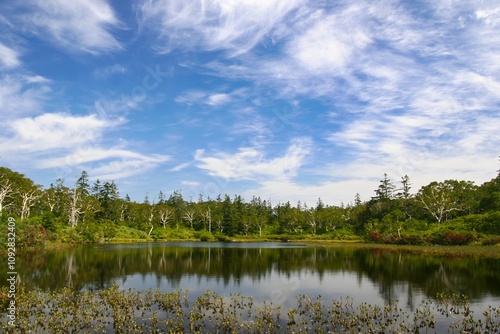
1, 243, 499, 307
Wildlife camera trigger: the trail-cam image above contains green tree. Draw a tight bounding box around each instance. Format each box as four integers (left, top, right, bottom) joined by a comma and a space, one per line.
416, 180, 477, 225
374, 173, 396, 201
477, 174, 500, 212
397, 175, 412, 199
67, 172, 100, 227
94, 181, 120, 222
222, 194, 234, 235
0, 167, 43, 219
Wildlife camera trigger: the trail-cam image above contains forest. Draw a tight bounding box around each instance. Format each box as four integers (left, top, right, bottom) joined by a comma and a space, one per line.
1, 165, 499, 249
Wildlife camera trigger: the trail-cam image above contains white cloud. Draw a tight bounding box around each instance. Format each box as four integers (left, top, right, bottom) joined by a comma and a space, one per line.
174, 91, 207, 106
139, 0, 305, 55
38, 147, 169, 181
18, 0, 122, 54
0, 113, 120, 153
0, 43, 21, 69
38, 147, 166, 168
166, 0, 500, 204
87, 158, 168, 180
244, 179, 371, 207
207, 93, 231, 106
245, 142, 498, 206
288, 10, 371, 75
168, 162, 192, 172
93, 64, 127, 78
0, 112, 169, 181
181, 180, 201, 187
194, 137, 312, 181
175, 88, 247, 107
0, 74, 51, 118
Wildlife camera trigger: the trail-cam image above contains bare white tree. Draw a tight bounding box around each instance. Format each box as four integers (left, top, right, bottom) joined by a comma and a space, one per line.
203, 207, 212, 233
20, 188, 41, 221
68, 187, 84, 228
183, 210, 195, 229
44, 188, 57, 212
158, 206, 174, 229
0, 177, 13, 215
308, 210, 317, 235
147, 202, 155, 236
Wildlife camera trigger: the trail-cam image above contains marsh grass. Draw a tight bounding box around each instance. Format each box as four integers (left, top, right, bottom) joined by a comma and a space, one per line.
1, 285, 499, 333
308, 242, 500, 259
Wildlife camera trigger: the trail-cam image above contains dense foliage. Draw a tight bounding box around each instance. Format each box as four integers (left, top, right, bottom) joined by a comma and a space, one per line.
1, 165, 499, 248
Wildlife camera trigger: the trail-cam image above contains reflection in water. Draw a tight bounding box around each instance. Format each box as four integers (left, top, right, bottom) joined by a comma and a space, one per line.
1, 242, 499, 310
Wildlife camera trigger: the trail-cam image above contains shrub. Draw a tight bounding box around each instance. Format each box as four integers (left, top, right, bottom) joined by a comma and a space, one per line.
431, 231, 477, 246
463, 212, 500, 235
393, 234, 426, 245
194, 231, 214, 241
367, 231, 393, 244
17, 224, 49, 249
216, 234, 231, 242
481, 237, 500, 246
368, 231, 383, 243
113, 225, 150, 240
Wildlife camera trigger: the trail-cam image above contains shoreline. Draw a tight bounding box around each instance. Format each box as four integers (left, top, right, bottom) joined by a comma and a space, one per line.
17, 238, 496, 259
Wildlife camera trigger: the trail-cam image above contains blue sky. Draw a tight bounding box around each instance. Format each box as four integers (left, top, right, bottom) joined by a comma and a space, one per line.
1, 0, 499, 206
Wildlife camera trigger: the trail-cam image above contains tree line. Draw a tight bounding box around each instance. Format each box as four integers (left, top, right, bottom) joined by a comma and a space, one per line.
1, 165, 499, 248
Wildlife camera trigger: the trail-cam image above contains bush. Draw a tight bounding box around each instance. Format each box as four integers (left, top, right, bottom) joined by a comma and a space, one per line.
216, 234, 231, 242
194, 231, 214, 241
113, 225, 150, 240
463, 212, 500, 235
404, 218, 429, 232
41, 212, 57, 232
367, 231, 393, 244
481, 237, 500, 246
431, 231, 477, 245
17, 224, 49, 249
393, 234, 426, 245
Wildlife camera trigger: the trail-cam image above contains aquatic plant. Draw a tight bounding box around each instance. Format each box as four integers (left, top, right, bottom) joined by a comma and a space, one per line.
0, 285, 498, 333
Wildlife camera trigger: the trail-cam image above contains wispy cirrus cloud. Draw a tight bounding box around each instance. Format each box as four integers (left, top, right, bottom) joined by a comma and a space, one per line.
0, 43, 21, 69
1, 0, 498, 206
93, 64, 127, 78
4, 0, 122, 54
174, 87, 247, 107
138, 0, 305, 55
71, 151, 169, 180
0, 74, 51, 118
187, 0, 500, 204
194, 137, 312, 182
175, 91, 231, 107
0, 112, 169, 180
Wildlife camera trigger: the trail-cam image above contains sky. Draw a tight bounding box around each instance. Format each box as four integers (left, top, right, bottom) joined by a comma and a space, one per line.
0, 0, 499, 206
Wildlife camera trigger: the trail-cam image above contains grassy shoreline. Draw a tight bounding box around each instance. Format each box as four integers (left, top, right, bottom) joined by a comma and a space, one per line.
303, 240, 500, 258
27, 238, 499, 259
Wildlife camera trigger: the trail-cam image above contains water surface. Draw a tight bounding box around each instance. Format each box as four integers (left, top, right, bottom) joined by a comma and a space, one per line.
2, 242, 499, 312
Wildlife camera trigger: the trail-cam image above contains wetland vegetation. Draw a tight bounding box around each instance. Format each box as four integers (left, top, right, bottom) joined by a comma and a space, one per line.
1, 241, 499, 332
1, 284, 499, 333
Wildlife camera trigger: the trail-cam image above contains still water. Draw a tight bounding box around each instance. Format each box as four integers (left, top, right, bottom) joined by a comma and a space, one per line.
2, 242, 500, 311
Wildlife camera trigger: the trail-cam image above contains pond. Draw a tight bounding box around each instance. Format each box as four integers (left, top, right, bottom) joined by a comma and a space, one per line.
2, 241, 499, 313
